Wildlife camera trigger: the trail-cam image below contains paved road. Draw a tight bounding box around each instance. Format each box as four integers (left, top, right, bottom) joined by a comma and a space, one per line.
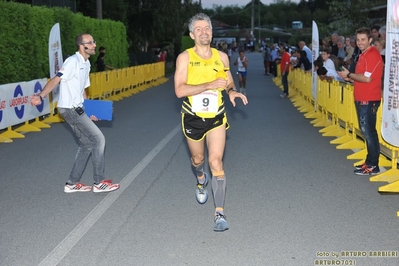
1, 52, 399, 266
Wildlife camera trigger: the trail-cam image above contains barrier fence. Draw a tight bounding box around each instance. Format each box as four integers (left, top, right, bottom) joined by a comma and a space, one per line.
0, 61, 167, 143
274, 67, 399, 209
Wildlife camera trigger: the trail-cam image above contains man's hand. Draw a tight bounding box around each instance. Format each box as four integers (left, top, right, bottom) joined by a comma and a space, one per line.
90, 115, 99, 121
337, 66, 351, 81
228, 91, 248, 107
210, 78, 228, 91
30, 95, 42, 106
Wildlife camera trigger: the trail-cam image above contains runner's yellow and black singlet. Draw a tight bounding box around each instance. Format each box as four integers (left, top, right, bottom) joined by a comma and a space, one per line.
181, 48, 226, 119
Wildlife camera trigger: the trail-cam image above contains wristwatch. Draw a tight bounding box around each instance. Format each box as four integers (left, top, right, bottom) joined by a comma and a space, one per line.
347, 72, 351, 78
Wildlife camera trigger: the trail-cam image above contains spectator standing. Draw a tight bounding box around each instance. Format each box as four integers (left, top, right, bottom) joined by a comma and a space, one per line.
337, 36, 346, 60
329, 33, 339, 56
321, 48, 336, 72
279, 46, 291, 98
30, 33, 120, 193
263, 44, 271, 75
374, 38, 385, 63
370, 25, 380, 45
95, 46, 114, 71
379, 26, 386, 41
338, 27, 384, 175
344, 36, 355, 69
158, 50, 167, 62
293, 50, 312, 71
270, 44, 280, 77
298, 41, 313, 63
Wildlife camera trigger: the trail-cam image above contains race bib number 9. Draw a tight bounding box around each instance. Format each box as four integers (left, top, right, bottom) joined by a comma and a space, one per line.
192, 91, 218, 113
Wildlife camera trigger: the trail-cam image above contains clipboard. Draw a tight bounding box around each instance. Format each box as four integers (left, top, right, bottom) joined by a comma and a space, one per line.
83, 99, 113, 121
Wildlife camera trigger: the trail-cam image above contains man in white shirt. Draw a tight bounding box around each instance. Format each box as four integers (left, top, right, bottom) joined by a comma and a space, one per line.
30, 33, 119, 193
298, 41, 312, 63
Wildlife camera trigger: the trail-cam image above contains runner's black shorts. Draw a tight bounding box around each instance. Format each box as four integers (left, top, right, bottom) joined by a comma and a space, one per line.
182, 113, 229, 141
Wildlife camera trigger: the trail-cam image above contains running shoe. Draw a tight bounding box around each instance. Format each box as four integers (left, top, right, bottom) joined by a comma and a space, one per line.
195, 173, 209, 204
354, 162, 367, 170
93, 179, 120, 193
64, 183, 92, 193
214, 213, 229, 232
280, 93, 287, 98
354, 165, 380, 176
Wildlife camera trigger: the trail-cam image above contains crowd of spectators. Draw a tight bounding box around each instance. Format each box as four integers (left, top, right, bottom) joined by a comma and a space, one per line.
264, 25, 387, 83
211, 24, 386, 86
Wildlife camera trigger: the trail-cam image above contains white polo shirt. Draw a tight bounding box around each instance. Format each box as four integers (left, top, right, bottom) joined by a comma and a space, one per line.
57, 52, 91, 108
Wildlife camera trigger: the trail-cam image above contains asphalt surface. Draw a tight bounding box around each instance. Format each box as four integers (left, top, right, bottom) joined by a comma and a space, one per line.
1, 52, 399, 266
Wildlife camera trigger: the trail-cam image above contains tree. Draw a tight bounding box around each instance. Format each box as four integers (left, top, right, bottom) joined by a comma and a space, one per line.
328, 0, 382, 36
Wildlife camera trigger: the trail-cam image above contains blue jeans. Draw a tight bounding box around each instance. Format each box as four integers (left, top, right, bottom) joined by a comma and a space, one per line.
59, 107, 106, 184
282, 72, 289, 95
355, 101, 380, 166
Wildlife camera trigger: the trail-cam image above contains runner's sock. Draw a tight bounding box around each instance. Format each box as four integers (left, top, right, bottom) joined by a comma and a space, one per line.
192, 158, 205, 184
212, 170, 226, 210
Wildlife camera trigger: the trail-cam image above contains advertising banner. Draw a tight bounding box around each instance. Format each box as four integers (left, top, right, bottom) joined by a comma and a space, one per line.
381, 0, 399, 146
311, 21, 319, 100
0, 79, 49, 130
48, 23, 63, 103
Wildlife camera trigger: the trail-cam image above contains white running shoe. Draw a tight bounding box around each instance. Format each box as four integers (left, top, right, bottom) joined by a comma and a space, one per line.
64, 183, 92, 193
93, 179, 120, 193
214, 213, 229, 232
195, 173, 209, 204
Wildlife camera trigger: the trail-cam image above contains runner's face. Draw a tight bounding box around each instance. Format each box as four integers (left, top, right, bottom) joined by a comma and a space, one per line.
191, 20, 212, 45
356, 33, 371, 52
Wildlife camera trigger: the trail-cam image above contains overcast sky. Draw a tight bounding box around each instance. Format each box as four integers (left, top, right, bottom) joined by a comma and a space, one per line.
200, 0, 299, 9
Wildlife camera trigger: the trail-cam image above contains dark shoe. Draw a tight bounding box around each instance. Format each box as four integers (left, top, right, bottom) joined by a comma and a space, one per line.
354, 165, 380, 176
354, 162, 366, 170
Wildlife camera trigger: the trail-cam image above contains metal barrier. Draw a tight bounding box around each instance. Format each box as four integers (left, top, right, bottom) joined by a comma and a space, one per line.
0, 62, 168, 143
274, 67, 399, 199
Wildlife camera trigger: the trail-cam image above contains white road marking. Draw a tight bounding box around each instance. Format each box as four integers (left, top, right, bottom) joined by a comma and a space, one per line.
38, 124, 181, 266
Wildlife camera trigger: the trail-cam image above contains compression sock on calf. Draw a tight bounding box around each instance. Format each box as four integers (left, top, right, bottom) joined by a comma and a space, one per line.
212, 170, 226, 214
192, 158, 205, 184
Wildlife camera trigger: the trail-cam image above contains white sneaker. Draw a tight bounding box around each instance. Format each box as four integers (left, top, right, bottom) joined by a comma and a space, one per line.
93, 179, 120, 193
64, 183, 92, 193
214, 213, 229, 232
280, 93, 287, 98
195, 173, 209, 204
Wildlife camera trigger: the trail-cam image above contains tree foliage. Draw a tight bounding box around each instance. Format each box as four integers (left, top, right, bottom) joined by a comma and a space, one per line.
328, 0, 385, 36
10, 0, 387, 55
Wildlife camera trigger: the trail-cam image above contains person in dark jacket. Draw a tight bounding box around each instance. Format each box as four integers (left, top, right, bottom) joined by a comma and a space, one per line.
293, 50, 312, 71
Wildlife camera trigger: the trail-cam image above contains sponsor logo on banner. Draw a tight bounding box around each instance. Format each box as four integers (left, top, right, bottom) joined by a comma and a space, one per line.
11, 85, 28, 119
34, 81, 44, 113
0, 97, 5, 123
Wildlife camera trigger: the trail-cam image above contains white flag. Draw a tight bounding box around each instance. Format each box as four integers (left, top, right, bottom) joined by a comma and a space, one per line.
311, 21, 319, 100
381, 0, 399, 146
48, 23, 63, 102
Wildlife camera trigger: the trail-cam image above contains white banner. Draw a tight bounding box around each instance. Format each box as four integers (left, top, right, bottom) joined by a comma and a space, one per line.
311, 21, 319, 100
381, 0, 399, 146
0, 79, 50, 130
49, 23, 63, 102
